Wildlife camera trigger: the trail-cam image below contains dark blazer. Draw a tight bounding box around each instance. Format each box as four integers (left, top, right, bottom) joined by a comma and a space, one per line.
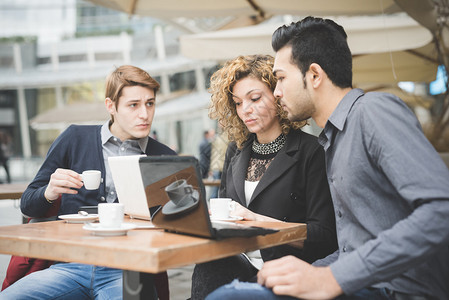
220, 129, 337, 263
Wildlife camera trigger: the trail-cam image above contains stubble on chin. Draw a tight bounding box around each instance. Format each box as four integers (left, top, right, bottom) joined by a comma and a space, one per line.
288, 112, 300, 122
287, 109, 308, 123
282, 106, 298, 122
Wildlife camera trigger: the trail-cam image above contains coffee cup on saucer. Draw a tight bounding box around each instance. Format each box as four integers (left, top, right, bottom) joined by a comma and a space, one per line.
98, 203, 124, 228
210, 198, 235, 220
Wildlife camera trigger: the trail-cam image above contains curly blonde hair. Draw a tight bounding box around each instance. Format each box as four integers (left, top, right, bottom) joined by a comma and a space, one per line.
208, 54, 306, 149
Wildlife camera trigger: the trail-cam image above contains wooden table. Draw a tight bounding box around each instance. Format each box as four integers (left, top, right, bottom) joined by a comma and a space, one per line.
0, 183, 28, 200
0, 219, 307, 300
0, 218, 305, 273
0, 218, 306, 299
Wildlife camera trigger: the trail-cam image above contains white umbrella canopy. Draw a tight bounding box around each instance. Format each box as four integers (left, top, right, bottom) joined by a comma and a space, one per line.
86, 0, 401, 18
180, 14, 433, 57
30, 101, 109, 130
352, 43, 437, 84
180, 13, 438, 84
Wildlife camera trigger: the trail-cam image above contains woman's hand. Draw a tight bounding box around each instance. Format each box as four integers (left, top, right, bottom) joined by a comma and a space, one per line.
231, 201, 279, 222
232, 201, 303, 248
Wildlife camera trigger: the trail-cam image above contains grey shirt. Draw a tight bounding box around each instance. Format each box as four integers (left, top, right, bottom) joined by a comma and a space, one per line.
317, 89, 449, 298
101, 121, 148, 203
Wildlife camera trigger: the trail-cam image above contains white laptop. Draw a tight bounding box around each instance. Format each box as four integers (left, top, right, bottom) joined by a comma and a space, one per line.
108, 155, 150, 220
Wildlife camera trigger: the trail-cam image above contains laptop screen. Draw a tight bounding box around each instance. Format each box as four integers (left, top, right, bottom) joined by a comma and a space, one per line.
139, 156, 214, 238
108, 155, 150, 220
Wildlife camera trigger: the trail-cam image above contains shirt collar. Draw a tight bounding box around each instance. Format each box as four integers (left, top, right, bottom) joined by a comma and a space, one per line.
318, 88, 364, 150
327, 88, 364, 132
100, 121, 148, 153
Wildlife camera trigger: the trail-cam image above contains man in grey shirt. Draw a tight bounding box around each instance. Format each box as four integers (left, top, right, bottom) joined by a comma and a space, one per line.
206, 17, 449, 300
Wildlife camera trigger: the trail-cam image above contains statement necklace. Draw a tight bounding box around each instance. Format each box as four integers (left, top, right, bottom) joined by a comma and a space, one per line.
252, 133, 286, 155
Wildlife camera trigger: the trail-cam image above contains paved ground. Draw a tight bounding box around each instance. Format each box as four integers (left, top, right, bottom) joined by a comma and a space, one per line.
0, 199, 24, 287
168, 265, 194, 300
0, 198, 194, 299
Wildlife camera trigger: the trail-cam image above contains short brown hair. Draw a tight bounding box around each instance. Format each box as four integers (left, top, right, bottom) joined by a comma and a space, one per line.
105, 65, 160, 121
208, 55, 306, 148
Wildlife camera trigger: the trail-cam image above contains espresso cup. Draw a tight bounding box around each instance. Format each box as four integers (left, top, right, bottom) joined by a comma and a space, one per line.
81, 170, 101, 190
98, 203, 124, 228
210, 198, 235, 219
165, 179, 194, 206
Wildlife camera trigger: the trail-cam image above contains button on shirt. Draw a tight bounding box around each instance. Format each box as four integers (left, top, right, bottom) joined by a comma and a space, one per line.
318, 89, 449, 298
101, 122, 147, 203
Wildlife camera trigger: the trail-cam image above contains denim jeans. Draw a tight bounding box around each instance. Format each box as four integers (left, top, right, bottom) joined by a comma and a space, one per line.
191, 254, 258, 299
0, 263, 122, 300
205, 280, 396, 300
209, 171, 221, 199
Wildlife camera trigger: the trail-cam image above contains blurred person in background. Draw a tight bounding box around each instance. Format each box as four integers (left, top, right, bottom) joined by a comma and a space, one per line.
199, 129, 214, 178
209, 125, 228, 198
0, 130, 12, 183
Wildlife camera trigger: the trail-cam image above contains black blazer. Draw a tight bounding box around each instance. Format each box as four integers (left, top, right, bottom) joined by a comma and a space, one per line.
220, 129, 338, 263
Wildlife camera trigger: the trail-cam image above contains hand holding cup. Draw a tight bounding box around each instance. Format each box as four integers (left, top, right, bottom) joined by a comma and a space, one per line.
44, 168, 84, 201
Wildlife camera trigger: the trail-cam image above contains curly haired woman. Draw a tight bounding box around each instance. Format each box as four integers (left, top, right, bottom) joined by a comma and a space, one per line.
191, 55, 338, 299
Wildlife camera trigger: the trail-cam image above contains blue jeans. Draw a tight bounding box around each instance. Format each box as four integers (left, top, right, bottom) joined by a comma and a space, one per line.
0, 263, 122, 300
209, 171, 221, 199
205, 280, 395, 300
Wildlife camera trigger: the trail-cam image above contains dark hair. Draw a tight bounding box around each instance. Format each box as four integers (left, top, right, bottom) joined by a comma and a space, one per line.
272, 16, 352, 88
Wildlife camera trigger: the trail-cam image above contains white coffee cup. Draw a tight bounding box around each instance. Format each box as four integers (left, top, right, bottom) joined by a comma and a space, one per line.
81, 170, 101, 190
98, 203, 124, 228
210, 198, 235, 219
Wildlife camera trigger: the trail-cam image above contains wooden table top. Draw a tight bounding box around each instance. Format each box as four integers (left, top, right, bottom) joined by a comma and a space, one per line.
0, 218, 306, 273
0, 183, 28, 200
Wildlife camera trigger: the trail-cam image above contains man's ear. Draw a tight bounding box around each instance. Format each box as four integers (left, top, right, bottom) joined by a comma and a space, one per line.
309, 63, 324, 88
105, 97, 115, 115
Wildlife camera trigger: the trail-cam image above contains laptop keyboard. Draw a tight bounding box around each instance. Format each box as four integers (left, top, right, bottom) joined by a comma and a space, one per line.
211, 220, 278, 238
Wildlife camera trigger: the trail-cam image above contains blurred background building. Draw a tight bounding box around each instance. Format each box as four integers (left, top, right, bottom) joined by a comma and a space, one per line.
0, 0, 220, 182
0, 0, 448, 184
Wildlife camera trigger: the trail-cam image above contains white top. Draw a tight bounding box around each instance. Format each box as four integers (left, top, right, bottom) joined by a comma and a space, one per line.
244, 180, 259, 206
244, 180, 264, 270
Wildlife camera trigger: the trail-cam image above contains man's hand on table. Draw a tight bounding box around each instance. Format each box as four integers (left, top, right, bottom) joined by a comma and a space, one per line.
257, 255, 343, 299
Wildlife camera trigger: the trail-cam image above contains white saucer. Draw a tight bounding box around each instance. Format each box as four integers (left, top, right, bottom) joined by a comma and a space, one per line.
59, 214, 99, 223
210, 215, 243, 222
82, 222, 137, 236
